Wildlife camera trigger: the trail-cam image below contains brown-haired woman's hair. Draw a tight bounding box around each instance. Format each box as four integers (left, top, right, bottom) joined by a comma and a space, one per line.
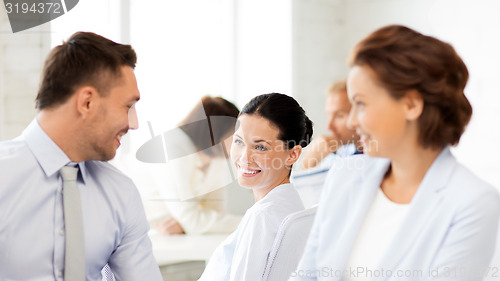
36, 32, 137, 110
348, 25, 472, 149
179, 96, 239, 157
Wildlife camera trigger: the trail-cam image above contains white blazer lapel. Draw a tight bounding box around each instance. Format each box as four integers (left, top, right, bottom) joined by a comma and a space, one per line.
332, 158, 391, 270
376, 148, 457, 274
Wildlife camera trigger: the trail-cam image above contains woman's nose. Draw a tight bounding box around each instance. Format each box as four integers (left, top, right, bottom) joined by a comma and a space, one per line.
346, 108, 358, 130
239, 147, 253, 163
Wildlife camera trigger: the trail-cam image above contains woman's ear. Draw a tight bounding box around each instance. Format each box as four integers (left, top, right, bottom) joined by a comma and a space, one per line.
403, 89, 424, 121
286, 145, 302, 166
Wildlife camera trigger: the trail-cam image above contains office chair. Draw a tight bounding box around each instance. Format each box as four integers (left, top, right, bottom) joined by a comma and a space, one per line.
263, 206, 318, 281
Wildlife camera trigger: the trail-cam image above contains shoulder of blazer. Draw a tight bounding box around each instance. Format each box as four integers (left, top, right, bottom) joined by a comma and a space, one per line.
327, 154, 389, 179
444, 159, 500, 206
322, 154, 390, 201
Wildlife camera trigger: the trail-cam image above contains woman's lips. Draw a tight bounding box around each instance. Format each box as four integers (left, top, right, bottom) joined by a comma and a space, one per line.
237, 165, 262, 177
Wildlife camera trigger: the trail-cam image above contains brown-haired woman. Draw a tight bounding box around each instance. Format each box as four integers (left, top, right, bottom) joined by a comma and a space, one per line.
292, 25, 500, 281
156, 96, 244, 235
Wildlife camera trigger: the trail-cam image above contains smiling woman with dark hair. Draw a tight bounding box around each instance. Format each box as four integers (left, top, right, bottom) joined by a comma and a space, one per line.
199, 93, 313, 281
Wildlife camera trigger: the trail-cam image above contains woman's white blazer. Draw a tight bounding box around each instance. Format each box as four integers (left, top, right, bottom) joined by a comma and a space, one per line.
291, 148, 500, 281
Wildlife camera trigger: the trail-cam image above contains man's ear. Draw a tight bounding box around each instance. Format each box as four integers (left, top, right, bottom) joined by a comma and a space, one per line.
286, 145, 302, 167
75, 86, 99, 118
403, 89, 424, 121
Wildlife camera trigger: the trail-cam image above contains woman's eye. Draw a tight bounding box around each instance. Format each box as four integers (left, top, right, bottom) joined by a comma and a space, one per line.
256, 145, 267, 151
234, 139, 243, 145
356, 101, 365, 107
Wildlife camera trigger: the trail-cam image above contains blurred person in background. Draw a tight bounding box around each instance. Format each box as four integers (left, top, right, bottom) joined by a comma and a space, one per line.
155, 96, 245, 235
291, 80, 361, 207
300, 79, 361, 170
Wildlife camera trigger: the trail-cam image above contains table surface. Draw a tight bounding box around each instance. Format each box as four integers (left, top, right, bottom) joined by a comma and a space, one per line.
150, 230, 228, 266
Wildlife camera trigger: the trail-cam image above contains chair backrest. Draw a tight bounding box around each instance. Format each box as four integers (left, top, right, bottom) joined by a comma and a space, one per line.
263, 206, 318, 281
291, 168, 329, 208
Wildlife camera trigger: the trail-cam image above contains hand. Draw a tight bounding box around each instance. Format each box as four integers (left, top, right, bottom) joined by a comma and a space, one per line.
157, 217, 185, 235
301, 135, 339, 169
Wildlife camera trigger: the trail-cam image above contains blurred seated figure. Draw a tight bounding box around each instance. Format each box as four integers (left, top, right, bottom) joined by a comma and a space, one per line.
300, 80, 361, 170
291, 80, 361, 207
154, 96, 247, 235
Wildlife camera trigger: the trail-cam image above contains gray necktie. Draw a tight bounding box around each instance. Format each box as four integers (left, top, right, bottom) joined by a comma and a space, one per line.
60, 165, 86, 281
102, 264, 115, 281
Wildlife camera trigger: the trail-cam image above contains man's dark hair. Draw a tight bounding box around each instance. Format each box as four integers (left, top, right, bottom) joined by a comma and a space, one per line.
36, 32, 137, 110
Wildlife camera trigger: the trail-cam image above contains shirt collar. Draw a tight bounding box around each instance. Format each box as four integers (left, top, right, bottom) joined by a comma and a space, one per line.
336, 143, 358, 157
256, 183, 294, 205
23, 119, 88, 183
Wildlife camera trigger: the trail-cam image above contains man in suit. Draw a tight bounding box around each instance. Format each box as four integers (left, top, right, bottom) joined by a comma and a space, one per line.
292, 80, 361, 207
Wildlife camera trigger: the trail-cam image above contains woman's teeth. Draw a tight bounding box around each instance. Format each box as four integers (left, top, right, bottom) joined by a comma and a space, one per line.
241, 168, 259, 174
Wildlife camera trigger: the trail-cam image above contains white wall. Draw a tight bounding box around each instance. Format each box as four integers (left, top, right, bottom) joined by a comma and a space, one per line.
234, 0, 292, 106
0, 7, 5, 139
292, 0, 348, 137
0, 4, 51, 140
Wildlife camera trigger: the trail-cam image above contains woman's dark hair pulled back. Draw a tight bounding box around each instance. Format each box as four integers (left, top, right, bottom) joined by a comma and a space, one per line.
240, 93, 313, 149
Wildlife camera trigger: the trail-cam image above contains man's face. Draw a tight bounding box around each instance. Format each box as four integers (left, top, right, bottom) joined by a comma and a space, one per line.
88, 66, 140, 161
326, 91, 358, 145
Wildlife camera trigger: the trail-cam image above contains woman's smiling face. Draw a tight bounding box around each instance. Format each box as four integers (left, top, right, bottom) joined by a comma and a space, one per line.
347, 65, 415, 158
231, 114, 295, 194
